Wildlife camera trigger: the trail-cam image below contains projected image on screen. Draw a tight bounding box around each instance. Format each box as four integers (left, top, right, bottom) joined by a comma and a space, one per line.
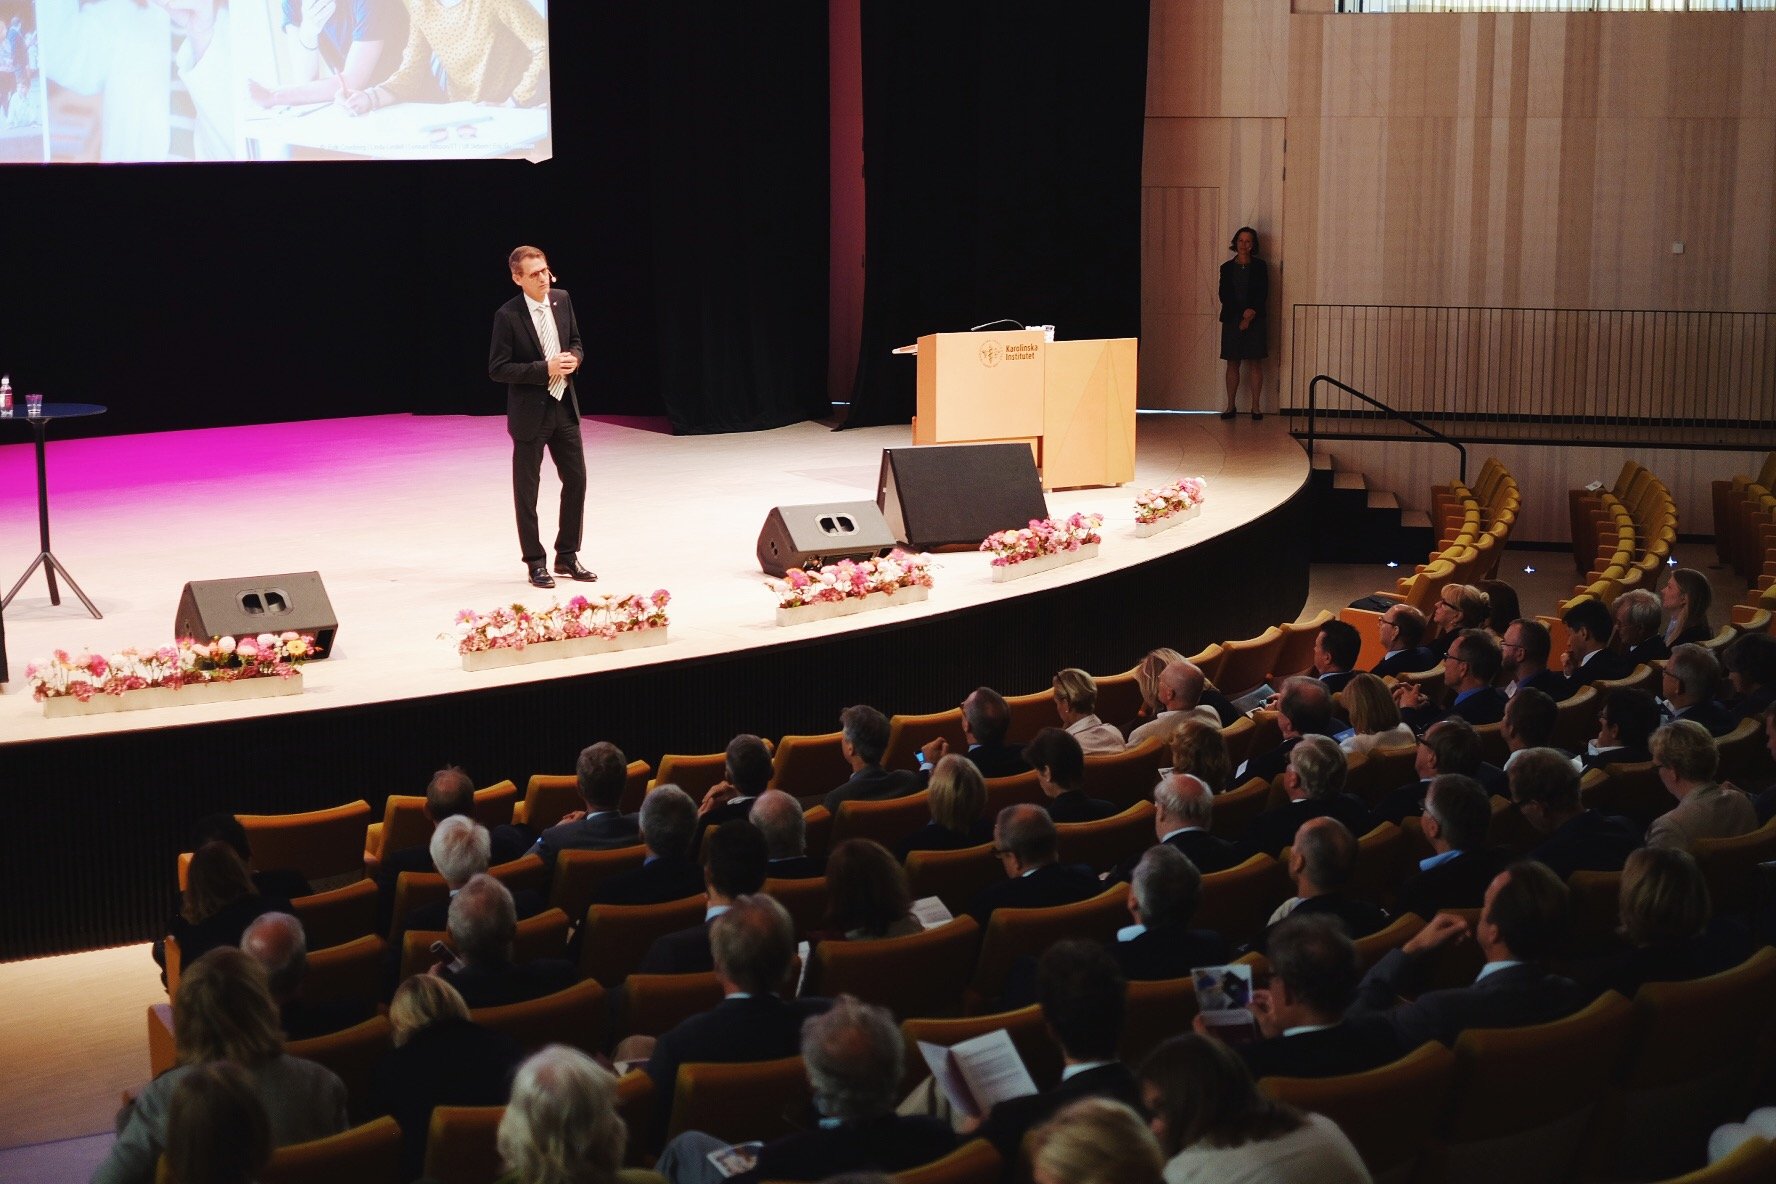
30, 0, 550, 163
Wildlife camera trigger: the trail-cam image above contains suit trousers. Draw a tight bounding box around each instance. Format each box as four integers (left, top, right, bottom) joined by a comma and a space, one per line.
511, 396, 587, 565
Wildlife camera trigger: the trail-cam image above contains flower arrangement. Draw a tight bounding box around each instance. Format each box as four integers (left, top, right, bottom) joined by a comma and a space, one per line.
767, 550, 933, 610
26, 632, 316, 703
1134, 476, 1208, 525
979, 513, 1104, 567
454, 592, 670, 655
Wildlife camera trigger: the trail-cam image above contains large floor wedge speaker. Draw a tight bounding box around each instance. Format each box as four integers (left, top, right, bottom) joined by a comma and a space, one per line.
174, 572, 338, 658
756, 501, 896, 576
877, 444, 1049, 548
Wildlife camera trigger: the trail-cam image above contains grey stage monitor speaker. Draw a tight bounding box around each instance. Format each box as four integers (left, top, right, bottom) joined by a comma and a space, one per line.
756, 501, 897, 576
173, 571, 338, 658
876, 444, 1049, 548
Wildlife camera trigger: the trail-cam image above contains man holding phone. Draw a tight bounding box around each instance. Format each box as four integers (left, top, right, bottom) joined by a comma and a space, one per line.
489, 245, 597, 589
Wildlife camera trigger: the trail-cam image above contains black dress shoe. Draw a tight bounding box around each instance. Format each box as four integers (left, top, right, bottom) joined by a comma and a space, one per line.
553, 557, 599, 582
1250, 410, 1264, 421
1219, 408, 1237, 420
527, 564, 556, 589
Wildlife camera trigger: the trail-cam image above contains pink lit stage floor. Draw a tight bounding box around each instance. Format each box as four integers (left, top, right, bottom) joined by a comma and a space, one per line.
0, 412, 1308, 745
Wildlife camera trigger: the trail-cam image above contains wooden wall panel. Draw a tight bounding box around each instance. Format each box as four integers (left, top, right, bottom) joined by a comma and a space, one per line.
1147, 1, 1288, 118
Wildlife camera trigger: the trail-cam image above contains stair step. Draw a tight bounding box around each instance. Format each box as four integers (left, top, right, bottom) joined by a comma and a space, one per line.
1367, 491, 1399, 511
1401, 510, 1433, 529
1311, 453, 1335, 472
1333, 472, 1366, 491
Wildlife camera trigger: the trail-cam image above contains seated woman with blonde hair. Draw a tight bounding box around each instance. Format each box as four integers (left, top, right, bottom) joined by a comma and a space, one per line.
897, 753, 991, 857
1028, 1097, 1166, 1184
1338, 673, 1415, 756
496, 1045, 654, 1184
1168, 719, 1232, 794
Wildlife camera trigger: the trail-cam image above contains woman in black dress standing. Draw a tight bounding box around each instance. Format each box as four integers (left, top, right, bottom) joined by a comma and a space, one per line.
1219, 226, 1269, 420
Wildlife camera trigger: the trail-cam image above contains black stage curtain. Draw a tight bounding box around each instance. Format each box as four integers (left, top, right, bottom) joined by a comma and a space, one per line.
846, 1, 1150, 427
0, 4, 826, 440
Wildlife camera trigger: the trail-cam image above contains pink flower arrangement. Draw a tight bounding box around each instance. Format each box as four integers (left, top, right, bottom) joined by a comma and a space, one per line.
767, 550, 933, 610
25, 632, 316, 703
1134, 476, 1208, 525
979, 513, 1104, 567
454, 590, 671, 654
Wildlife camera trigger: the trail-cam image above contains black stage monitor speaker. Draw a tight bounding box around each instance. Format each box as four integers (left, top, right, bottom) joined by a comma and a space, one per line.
174, 572, 338, 658
757, 501, 896, 576
877, 444, 1049, 549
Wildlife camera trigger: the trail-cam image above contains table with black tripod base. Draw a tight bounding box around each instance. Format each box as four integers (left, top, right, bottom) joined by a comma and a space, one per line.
1, 401, 106, 621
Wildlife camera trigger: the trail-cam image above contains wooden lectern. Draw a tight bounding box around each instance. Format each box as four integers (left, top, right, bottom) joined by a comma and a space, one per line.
911, 331, 1136, 489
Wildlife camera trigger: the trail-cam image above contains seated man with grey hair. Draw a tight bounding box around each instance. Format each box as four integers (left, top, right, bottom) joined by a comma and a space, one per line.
590, 784, 704, 906
1613, 587, 1669, 666
398, 816, 545, 938
1238, 734, 1371, 859
1647, 719, 1758, 849
1111, 844, 1227, 979
1108, 772, 1236, 883
1126, 661, 1218, 749
656, 995, 956, 1184
965, 803, 1100, 928
438, 874, 575, 1009
241, 912, 370, 1040
1254, 816, 1386, 954
1394, 774, 1513, 919
1661, 643, 1737, 738
751, 789, 824, 880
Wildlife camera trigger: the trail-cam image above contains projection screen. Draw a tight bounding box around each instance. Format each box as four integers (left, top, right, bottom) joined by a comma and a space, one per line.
1, 0, 551, 163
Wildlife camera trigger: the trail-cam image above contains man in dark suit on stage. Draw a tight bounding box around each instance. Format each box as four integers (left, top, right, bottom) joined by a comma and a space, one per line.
489, 244, 598, 590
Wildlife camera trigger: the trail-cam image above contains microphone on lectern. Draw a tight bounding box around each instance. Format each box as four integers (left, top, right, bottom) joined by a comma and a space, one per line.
968, 318, 1024, 332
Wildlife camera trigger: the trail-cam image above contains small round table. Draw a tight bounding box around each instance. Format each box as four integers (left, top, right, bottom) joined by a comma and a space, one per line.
1, 402, 106, 619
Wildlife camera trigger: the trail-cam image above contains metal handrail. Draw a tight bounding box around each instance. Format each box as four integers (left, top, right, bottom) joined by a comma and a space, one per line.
1306, 374, 1467, 484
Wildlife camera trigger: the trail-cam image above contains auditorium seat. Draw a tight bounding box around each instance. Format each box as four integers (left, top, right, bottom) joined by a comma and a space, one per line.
1056, 802, 1155, 872
1002, 688, 1063, 744
831, 791, 934, 852
1690, 816, 1776, 918
549, 845, 648, 926
982, 770, 1044, 815
1270, 610, 1334, 684
290, 879, 379, 951
666, 1055, 809, 1145
1191, 855, 1288, 947
623, 972, 725, 1040
883, 709, 968, 773
1091, 666, 1144, 733
1082, 737, 1167, 808
1216, 626, 1285, 699
769, 731, 851, 801
1218, 715, 1258, 772
1260, 1040, 1455, 1184
516, 763, 653, 830
1565, 870, 1626, 960
239, 799, 374, 886
363, 781, 517, 871
1593, 663, 1656, 698
471, 977, 607, 1057
901, 1005, 1061, 1095
1341, 607, 1388, 672
1348, 823, 1409, 906
964, 884, 1129, 1013
1550, 684, 1601, 756
259, 1116, 402, 1184
1208, 777, 1270, 839
400, 908, 570, 982
761, 875, 827, 937
1119, 976, 1195, 1065
287, 1016, 393, 1119
904, 844, 1000, 917
1352, 913, 1424, 973
1580, 762, 1669, 832
891, 1140, 1002, 1184
1188, 643, 1227, 688
421, 1105, 504, 1184
580, 895, 706, 987
1418, 908, 1485, 993
1713, 717, 1767, 786
649, 753, 728, 803
1350, 745, 1416, 810
802, 917, 981, 1021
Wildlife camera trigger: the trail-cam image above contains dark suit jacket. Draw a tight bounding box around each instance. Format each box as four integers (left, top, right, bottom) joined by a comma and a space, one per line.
897, 820, 992, 860
162, 893, 289, 970
645, 994, 831, 1101
957, 742, 1032, 781
826, 765, 922, 813
978, 1063, 1142, 1162
1673, 699, 1738, 738
765, 854, 826, 881
438, 957, 577, 1010
1353, 949, 1584, 1051
1111, 922, 1229, 981
589, 856, 706, 907
1374, 646, 1438, 679
1513, 668, 1572, 701
534, 811, 642, 865
1580, 744, 1652, 773
966, 862, 1102, 928
1729, 684, 1776, 723
1106, 828, 1239, 885
1582, 926, 1751, 1001
1239, 795, 1372, 860
1319, 670, 1358, 695
1567, 648, 1634, 690
1529, 810, 1642, 880
1238, 1017, 1401, 1080
280, 996, 373, 1042
1626, 637, 1670, 665
1371, 767, 1507, 829
1404, 686, 1507, 734
1047, 791, 1117, 824
1395, 847, 1515, 919
1671, 624, 1713, 649
371, 1017, 522, 1181
736, 1115, 958, 1184
401, 887, 546, 940
375, 830, 531, 934
636, 920, 714, 975
1241, 735, 1304, 787
1203, 686, 1242, 727
489, 288, 583, 441
1256, 893, 1388, 952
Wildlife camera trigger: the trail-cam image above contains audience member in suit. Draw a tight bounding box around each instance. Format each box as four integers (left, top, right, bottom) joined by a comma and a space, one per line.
656, 997, 956, 1184
1254, 817, 1387, 953
636, 818, 769, 975
240, 913, 370, 1042
531, 741, 641, 867
1053, 667, 1128, 754
897, 753, 993, 858
643, 896, 830, 1120
691, 733, 776, 848
1499, 687, 1567, 774
1373, 603, 1438, 678
918, 686, 1034, 781
1112, 844, 1228, 980
1127, 660, 1222, 750
1394, 774, 1514, 919
495, 1046, 631, 1184
1581, 847, 1752, 1000
1581, 686, 1661, 772
377, 767, 529, 934
398, 817, 547, 941
1723, 631, 1776, 722
752, 789, 825, 880
1560, 597, 1634, 690
1240, 676, 1337, 785
1027, 727, 1116, 823
189, 813, 312, 903
974, 941, 1143, 1163
436, 875, 575, 1009
1614, 587, 1670, 666
1338, 672, 1417, 756
372, 975, 522, 1181
966, 803, 1103, 927
1231, 914, 1400, 1080
1238, 735, 1371, 860
1512, 747, 1641, 880
1353, 860, 1584, 1050
1662, 643, 1738, 738
816, 839, 922, 941
1371, 717, 1507, 828
1427, 583, 1493, 662
1312, 618, 1363, 695
1661, 567, 1715, 650
825, 703, 922, 812
1105, 773, 1237, 885
1502, 618, 1570, 701
1398, 628, 1508, 733
589, 784, 703, 906
156, 842, 289, 980
1755, 707, 1776, 824
1646, 719, 1759, 850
